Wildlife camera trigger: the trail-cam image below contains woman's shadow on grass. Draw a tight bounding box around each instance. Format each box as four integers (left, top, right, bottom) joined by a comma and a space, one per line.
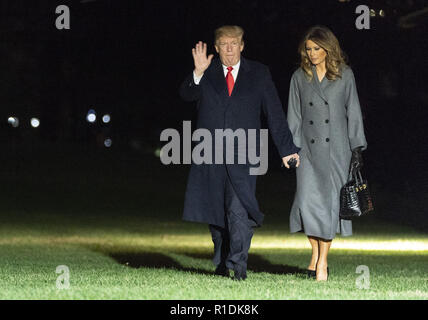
106, 251, 307, 277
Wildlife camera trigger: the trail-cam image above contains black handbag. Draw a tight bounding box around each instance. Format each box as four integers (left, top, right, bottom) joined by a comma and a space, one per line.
339, 163, 374, 219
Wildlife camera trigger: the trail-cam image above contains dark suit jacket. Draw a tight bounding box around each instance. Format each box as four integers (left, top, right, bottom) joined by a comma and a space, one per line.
179, 57, 299, 228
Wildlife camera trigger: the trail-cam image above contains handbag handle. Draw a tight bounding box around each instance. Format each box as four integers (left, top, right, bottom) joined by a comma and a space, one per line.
348, 162, 363, 186
350, 164, 367, 191
347, 162, 357, 182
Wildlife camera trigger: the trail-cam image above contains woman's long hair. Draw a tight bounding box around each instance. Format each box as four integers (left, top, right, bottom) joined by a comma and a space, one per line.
298, 25, 347, 81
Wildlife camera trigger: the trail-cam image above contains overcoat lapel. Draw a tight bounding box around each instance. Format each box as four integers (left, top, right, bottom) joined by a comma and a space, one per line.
207, 57, 251, 99
309, 66, 328, 102
208, 59, 228, 97
229, 57, 251, 99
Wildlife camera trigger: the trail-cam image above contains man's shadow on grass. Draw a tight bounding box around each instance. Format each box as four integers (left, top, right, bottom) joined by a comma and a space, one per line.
108, 251, 214, 276
106, 251, 307, 277
185, 252, 307, 276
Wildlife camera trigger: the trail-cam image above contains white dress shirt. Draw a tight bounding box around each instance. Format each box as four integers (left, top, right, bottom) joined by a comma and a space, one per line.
193, 60, 241, 85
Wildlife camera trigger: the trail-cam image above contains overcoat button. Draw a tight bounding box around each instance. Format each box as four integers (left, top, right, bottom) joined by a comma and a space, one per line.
325, 119, 329, 123
310, 139, 315, 143
326, 138, 330, 142
309, 121, 314, 125
309, 102, 313, 106
325, 101, 328, 105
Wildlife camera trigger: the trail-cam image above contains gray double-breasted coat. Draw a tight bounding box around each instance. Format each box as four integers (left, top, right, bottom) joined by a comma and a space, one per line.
287, 65, 367, 240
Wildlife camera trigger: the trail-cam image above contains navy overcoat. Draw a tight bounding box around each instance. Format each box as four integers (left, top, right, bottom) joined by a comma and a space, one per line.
179, 57, 299, 228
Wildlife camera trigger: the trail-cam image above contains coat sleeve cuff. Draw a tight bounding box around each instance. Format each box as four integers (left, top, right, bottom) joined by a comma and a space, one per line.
280, 144, 301, 158
350, 138, 367, 151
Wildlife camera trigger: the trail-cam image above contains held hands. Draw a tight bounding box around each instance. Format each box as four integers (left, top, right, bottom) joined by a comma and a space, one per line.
282, 153, 300, 169
192, 41, 214, 77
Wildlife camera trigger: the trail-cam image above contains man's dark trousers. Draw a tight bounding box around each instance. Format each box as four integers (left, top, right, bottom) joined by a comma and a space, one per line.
209, 169, 256, 276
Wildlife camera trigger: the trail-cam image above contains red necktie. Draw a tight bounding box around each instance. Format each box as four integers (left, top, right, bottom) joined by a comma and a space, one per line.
226, 66, 234, 96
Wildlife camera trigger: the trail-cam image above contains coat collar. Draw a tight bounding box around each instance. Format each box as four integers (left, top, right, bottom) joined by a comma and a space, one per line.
208, 56, 251, 98
231, 57, 250, 98
309, 65, 328, 102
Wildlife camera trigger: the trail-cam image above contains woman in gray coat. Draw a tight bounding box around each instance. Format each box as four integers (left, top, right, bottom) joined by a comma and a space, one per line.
287, 26, 367, 281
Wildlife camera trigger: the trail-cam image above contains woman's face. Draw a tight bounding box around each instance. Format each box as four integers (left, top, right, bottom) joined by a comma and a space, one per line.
305, 40, 327, 66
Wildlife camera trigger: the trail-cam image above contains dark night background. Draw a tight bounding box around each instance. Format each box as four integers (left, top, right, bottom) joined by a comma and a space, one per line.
0, 0, 427, 231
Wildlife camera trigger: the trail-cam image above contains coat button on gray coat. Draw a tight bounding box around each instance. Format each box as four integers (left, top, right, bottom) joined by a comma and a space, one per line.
287, 65, 367, 240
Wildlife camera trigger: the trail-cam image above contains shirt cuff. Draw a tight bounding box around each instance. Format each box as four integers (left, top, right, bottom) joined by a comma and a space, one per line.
193, 71, 204, 85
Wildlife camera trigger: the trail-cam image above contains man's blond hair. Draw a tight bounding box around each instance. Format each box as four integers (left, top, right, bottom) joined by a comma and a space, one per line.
214, 25, 244, 45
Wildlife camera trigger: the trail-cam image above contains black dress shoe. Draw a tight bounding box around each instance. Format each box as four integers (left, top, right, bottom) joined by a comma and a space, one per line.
214, 264, 230, 277
306, 269, 316, 278
233, 266, 247, 281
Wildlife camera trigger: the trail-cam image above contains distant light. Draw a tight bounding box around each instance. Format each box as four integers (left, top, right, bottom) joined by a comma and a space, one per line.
154, 148, 161, 158
370, 9, 376, 17
86, 109, 96, 123
104, 138, 112, 148
379, 9, 385, 17
30, 118, 40, 128
87, 114, 96, 122
102, 114, 111, 124
8, 117, 19, 128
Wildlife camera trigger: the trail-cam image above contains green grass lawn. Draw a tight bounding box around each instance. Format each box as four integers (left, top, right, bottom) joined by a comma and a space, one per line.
0, 211, 426, 300
0, 146, 427, 299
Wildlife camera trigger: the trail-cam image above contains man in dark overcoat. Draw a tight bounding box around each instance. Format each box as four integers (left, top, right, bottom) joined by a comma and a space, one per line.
179, 25, 299, 280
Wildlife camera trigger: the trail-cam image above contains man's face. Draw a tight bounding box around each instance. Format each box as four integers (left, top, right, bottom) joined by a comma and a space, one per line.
215, 36, 244, 67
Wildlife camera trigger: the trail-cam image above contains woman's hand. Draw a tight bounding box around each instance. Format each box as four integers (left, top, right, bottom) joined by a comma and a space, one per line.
351, 147, 363, 169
